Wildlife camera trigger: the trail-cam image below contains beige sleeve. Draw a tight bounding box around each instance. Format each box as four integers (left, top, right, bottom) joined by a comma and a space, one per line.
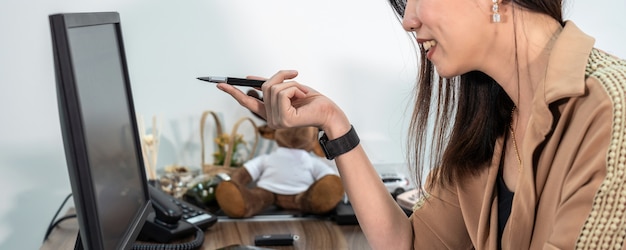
409, 179, 474, 249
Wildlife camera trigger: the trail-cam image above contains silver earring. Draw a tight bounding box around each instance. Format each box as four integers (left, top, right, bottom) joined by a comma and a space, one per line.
492, 0, 501, 23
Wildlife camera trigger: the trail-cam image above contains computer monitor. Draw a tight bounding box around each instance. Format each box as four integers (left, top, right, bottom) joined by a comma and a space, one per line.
49, 12, 152, 250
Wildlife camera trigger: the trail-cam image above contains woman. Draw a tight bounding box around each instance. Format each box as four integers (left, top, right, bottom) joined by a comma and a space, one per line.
217, 0, 626, 249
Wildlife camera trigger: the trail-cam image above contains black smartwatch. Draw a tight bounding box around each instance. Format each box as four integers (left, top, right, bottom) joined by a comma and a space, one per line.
318, 125, 360, 160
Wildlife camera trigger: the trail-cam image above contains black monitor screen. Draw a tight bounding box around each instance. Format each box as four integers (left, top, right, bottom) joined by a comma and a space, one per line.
50, 12, 151, 250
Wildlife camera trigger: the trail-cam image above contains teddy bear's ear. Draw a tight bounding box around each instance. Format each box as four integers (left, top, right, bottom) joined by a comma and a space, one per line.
246, 90, 277, 140
311, 140, 325, 158
258, 125, 276, 140
246, 90, 265, 121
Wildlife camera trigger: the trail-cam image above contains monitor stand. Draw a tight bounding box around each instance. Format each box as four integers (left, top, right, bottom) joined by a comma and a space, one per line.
74, 231, 84, 250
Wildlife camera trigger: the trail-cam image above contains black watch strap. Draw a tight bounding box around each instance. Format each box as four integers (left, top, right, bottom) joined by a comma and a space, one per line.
318, 125, 360, 160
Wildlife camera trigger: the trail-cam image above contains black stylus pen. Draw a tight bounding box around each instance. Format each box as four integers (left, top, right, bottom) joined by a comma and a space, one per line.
197, 76, 265, 87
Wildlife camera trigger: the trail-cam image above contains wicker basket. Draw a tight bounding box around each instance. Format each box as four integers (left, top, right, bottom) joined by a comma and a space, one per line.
200, 110, 259, 176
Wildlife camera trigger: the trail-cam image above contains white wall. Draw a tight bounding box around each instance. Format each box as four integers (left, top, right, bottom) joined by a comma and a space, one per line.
0, 0, 624, 249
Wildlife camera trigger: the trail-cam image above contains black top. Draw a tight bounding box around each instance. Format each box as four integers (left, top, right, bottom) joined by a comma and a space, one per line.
497, 170, 514, 249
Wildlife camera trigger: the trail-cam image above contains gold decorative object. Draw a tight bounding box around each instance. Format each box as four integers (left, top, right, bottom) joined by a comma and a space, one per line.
137, 114, 160, 180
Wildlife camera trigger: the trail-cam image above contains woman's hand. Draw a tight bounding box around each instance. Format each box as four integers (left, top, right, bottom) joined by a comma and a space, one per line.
219, 70, 413, 249
216, 70, 350, 138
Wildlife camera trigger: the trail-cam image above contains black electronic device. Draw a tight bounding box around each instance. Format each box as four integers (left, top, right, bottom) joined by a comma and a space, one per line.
49, 11, 215, 250
333, 201, 358, 225
254, 234, 299, 246
138, 185, 217, 243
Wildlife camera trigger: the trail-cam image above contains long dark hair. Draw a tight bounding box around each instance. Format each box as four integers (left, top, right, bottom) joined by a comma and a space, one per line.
388, 0, 565, 189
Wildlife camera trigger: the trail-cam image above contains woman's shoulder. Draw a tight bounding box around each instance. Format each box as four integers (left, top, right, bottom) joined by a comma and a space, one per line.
579, 49, 626, 111
585, 48, 626, 85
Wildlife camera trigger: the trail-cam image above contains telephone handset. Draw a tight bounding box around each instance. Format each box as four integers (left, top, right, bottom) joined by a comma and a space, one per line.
136, 184, 217, 244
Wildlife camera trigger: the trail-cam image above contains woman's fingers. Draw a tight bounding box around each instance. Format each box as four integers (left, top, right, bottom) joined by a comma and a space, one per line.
266, 84, 312, 127
216, 83, 267, 120
275, 85, 305, 127
218, 70, 323, 129
262, 70, 306, 98
264, 70, 299, 85
245, 75, 267, 81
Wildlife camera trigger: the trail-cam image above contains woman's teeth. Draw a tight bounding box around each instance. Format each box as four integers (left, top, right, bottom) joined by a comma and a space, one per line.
422, 40, 437, 51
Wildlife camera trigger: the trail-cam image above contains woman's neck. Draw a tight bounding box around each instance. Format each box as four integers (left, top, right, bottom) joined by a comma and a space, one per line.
484, 7, 563, 121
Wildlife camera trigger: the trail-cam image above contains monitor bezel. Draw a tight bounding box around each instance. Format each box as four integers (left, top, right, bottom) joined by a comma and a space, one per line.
49, 11, 152, 250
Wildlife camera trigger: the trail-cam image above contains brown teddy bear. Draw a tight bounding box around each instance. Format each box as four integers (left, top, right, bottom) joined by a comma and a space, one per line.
214, 91, 345, 218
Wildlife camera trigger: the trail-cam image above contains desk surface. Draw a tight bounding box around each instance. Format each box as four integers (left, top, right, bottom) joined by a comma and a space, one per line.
41, 212, 372, 250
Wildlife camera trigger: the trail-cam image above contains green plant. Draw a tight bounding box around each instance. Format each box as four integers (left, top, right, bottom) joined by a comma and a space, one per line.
212, 133, 246, 167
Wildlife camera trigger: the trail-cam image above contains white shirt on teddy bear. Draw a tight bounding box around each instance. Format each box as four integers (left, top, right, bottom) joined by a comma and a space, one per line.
243, 146, 338, 195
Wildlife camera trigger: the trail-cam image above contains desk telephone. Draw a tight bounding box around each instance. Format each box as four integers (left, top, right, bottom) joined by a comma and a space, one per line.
137, 184, 217, 244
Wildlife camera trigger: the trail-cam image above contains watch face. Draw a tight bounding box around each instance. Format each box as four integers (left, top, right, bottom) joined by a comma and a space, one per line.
319, 134, 333, 160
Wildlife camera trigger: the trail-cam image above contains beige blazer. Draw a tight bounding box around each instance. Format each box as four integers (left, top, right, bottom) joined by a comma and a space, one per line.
410, 22, 626, 249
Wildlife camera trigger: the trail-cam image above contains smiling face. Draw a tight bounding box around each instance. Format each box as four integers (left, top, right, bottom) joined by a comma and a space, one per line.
402, 0, 498, 78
